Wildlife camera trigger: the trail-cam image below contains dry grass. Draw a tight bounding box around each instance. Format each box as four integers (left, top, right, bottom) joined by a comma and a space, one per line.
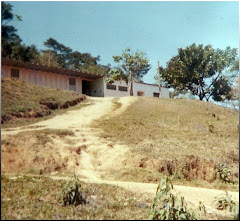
94, 97, 239, 185
1, 175, 233, 220
1, 175, 151, 220
102, 168, 239, 192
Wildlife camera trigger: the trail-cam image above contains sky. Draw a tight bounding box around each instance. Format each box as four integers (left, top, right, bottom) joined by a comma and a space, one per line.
9, 0, 239, 84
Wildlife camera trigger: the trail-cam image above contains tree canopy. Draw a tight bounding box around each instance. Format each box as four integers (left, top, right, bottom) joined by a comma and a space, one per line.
157, 44, 238, 102
106, 48, 151, 95
1, 2, 40, 62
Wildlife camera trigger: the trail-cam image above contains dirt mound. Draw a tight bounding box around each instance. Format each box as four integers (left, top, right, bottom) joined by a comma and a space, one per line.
131, 155, 234, 182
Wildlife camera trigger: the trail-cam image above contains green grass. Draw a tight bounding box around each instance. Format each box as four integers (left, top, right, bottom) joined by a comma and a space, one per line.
93, 97, 239, 184
1, 77, 86, 128
1, 175, 151, 220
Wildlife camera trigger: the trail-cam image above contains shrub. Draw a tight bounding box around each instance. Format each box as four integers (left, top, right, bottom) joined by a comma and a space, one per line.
213, 191, 237, 212
60, 175, 85, 206
216, 164, 236, 184
148, 176, 206, 220
213, 191, 239, 220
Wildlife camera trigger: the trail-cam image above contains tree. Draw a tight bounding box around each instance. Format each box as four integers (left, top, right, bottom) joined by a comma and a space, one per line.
42, 38, 111, 75
228, 77, 239, 109
1, 2, 40, 62
44, 38, 72, 68
158, 44, 238, 102
107, 48, 151, 96
38, 50, 60, 67
1, 1, 22, 58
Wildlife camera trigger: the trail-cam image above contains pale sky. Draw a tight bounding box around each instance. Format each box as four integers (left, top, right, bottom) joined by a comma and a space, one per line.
9, 0, 239, 84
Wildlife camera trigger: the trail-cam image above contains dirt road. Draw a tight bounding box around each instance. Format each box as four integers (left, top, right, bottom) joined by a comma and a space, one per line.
1, 96, 239, 215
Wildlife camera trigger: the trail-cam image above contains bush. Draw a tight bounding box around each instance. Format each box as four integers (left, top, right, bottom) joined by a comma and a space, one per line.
213, 191, 239, 220
213, 191, 237, 212
148, 176, 206, 220
60, 175, 85, 206
216, 164, 236, 184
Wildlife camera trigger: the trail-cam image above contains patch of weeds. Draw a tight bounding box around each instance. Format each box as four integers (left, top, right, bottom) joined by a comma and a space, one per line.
54, 130, 75, 137
60, 175, 86, 206
112, 98, 122, 111
207, 121, 214, 133
213, 191, 239, 220
213, 191, 237, 212
217, 164, 236, 184
148, 176, 206, 220
35, 133, 52, 145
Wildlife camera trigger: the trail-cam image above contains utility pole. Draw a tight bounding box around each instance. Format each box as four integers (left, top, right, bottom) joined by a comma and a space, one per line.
158, 61, 161, 98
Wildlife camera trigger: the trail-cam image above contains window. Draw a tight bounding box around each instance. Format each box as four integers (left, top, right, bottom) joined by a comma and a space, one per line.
69, 77, 76, 91
11, 68, 19, 78
153, 92, 160, 97
118, 86, 128, 92
137, 91, 144, 96
107, 84, 116, 90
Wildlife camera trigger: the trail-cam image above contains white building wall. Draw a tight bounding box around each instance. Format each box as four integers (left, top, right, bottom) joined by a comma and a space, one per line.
161, 87, 170, 99
133, 82, 169, 98
76, 78, 82, 94
104, 78, 130, 97
1, 65, 169, 98
1, 65, 83, 94
1, 66, 10, 78
104, 79, 169, 98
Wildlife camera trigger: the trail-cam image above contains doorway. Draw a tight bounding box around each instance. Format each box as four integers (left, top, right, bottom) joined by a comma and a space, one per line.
82, 80, 90, 95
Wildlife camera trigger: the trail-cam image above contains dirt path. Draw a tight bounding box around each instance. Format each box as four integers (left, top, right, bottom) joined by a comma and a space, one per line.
1, 96, 239, 215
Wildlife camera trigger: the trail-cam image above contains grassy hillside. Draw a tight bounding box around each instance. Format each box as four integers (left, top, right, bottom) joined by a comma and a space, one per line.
94, 97, 239, 184
1, 77, 85, 127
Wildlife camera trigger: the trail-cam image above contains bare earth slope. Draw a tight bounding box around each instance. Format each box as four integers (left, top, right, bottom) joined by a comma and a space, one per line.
1, 96, 239, 215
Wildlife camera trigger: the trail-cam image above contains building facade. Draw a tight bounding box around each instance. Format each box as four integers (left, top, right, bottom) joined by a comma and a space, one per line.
1, 58, 169, 98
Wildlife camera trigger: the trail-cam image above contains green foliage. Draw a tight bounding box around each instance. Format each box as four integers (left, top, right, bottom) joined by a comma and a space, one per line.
148, 176, 206, 220
213, 191, 237, 212
213, 191, 239, 220
216, 164, 236, 184
106, 69, 128, 84
60, 175, 85, 206
211, 77, 232, 102
107, 47, 151, 95
158, 43, 238, 102
1, 2, 40, 62
41, 38, 110, 75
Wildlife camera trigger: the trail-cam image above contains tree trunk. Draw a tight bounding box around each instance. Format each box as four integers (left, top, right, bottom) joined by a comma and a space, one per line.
130, 73, 133, 96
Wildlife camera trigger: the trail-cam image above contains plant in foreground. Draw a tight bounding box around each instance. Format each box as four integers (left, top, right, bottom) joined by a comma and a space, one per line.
148, 176, 206, 220
213, 191, 239, 220
60, 175, 86, 206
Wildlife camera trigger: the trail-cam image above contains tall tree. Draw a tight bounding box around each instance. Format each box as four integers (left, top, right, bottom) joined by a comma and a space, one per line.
107, 48, 151, 96
1, 1, 22, 58
43, 38, 72, 68
158, 44, 238, 102
1, 2, 39, 62
38, 50, 60, 67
